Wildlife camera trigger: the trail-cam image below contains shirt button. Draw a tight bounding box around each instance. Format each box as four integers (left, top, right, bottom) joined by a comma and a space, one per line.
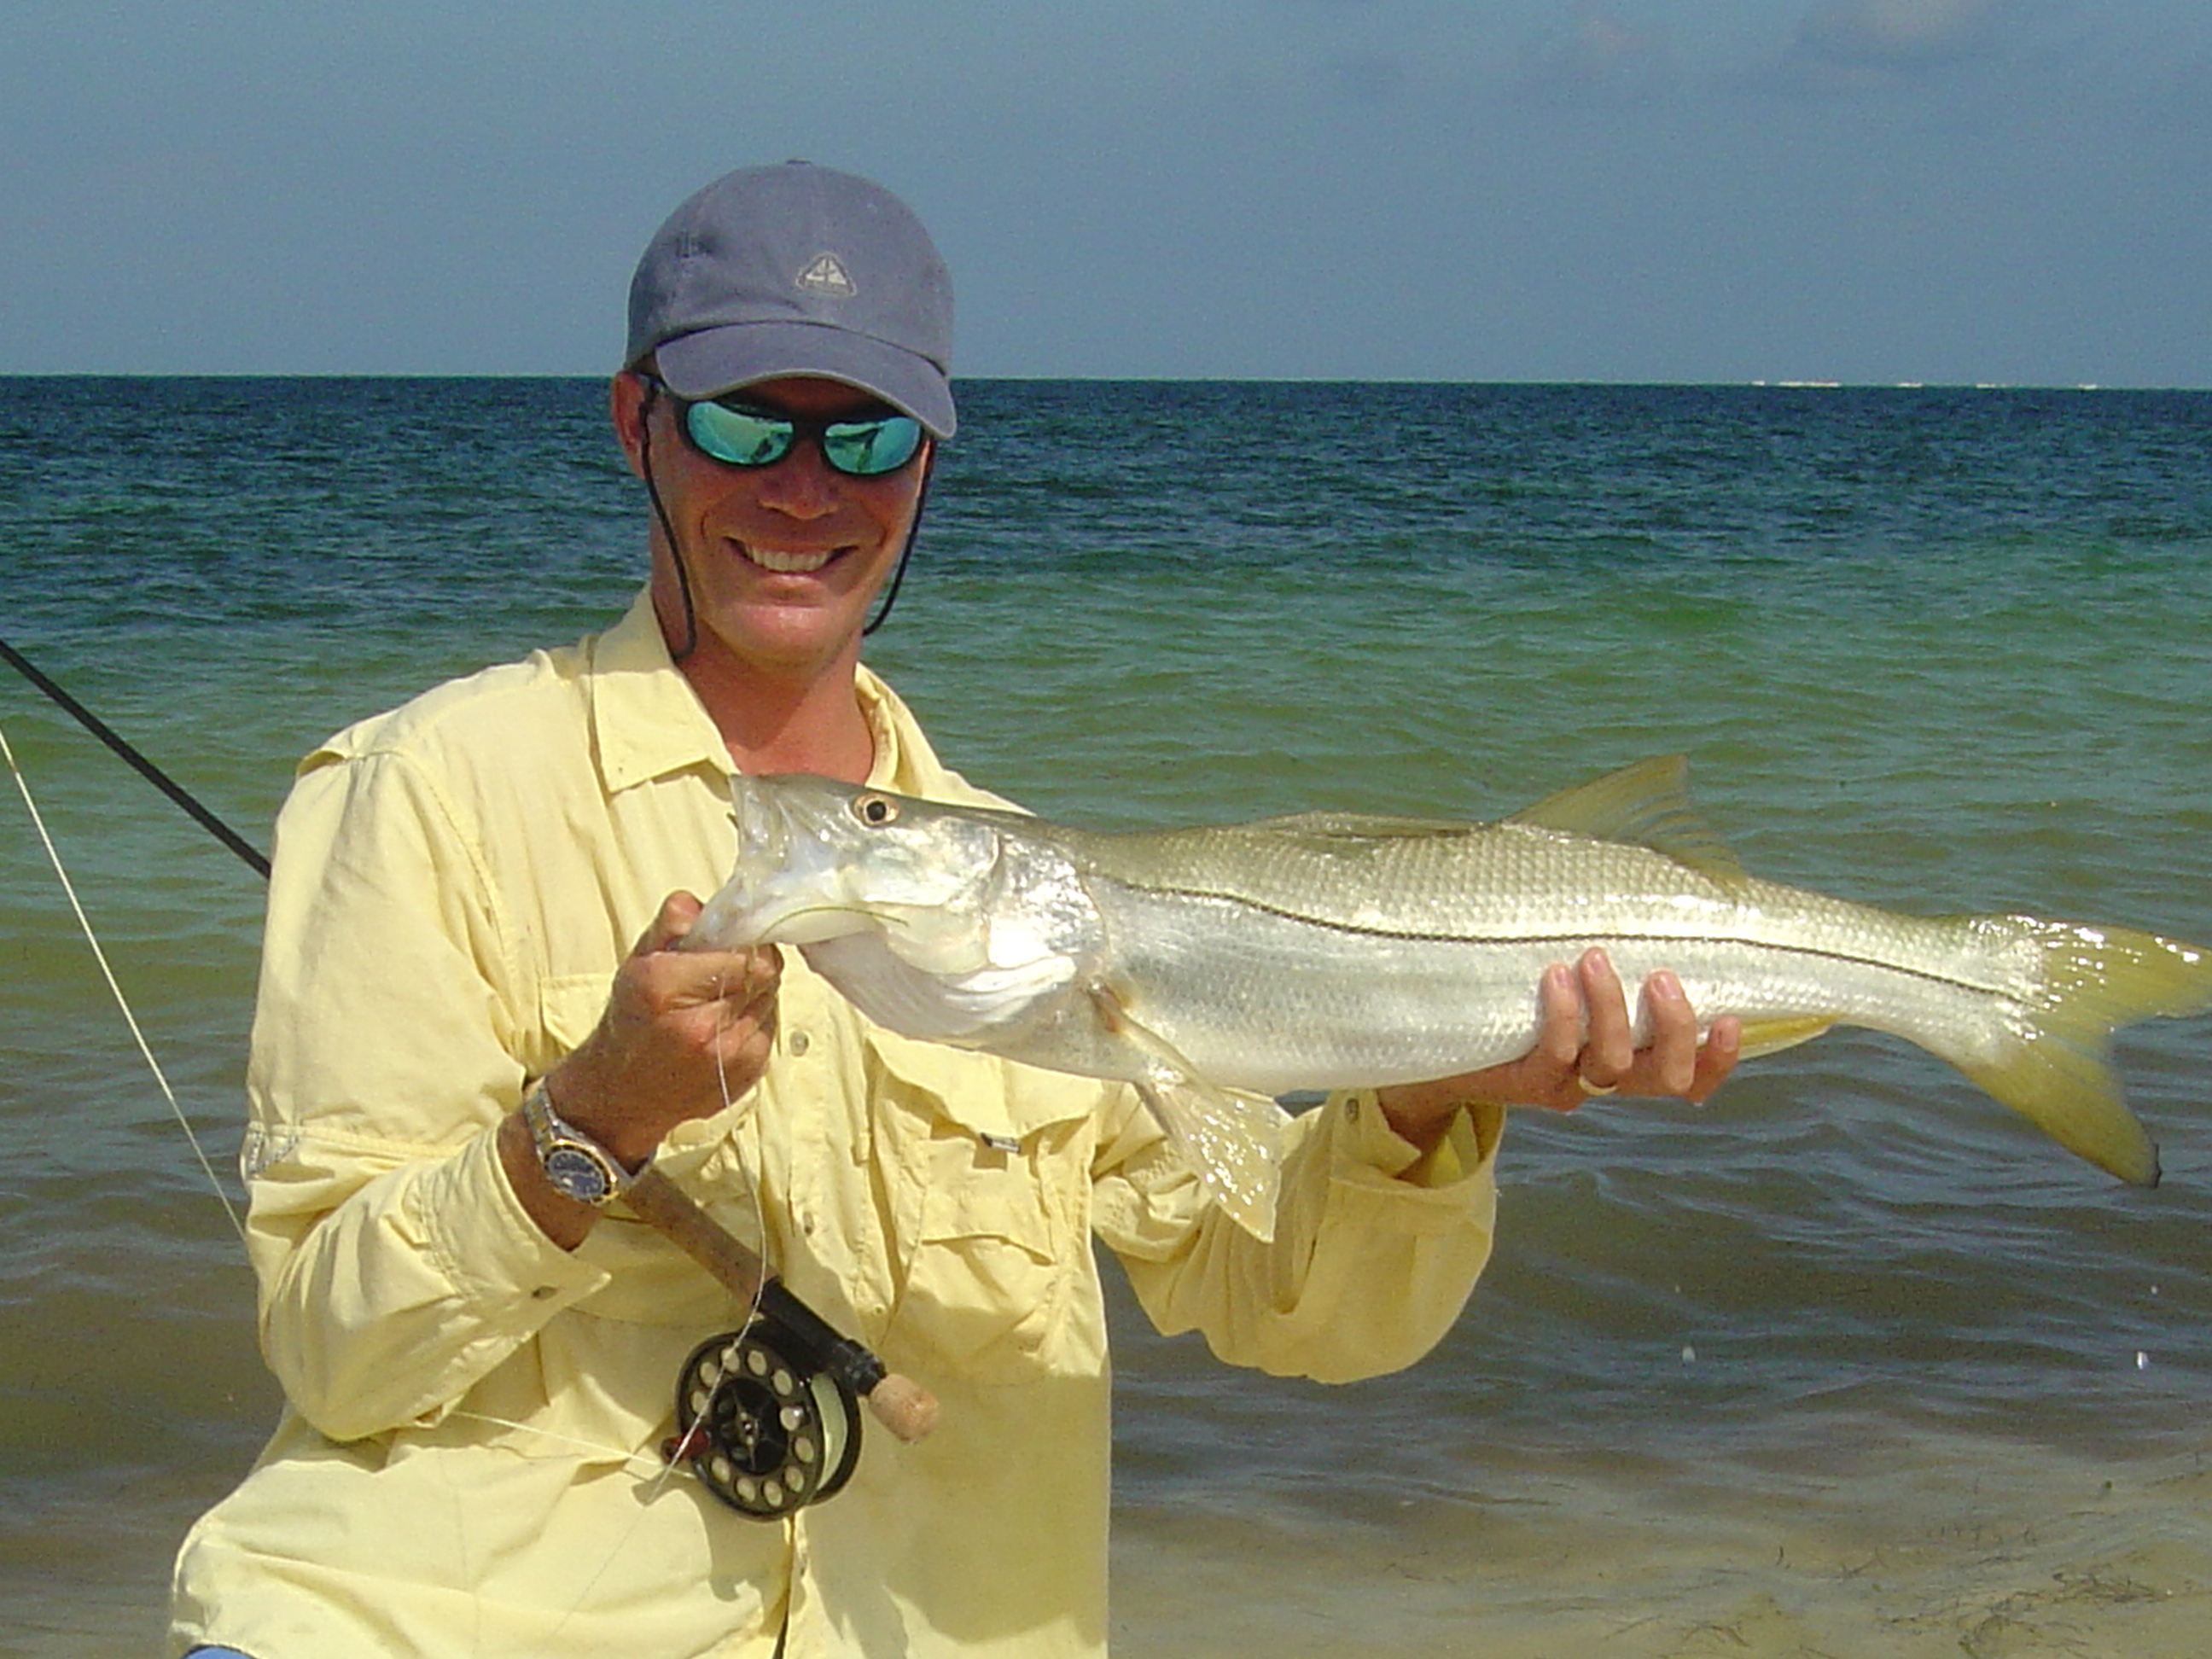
788, 1030, 812, 1057
530, 1285, 558, 1301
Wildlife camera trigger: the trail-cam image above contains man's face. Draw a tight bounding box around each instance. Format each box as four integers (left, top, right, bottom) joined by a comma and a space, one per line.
613, 373, 930, 679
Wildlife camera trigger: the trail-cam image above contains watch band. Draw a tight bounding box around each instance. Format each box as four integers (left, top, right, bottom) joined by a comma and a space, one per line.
521, 1080, 635, 1207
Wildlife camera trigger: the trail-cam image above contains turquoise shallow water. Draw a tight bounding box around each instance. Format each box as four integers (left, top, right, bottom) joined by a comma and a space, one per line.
3, 378, 2209, 1653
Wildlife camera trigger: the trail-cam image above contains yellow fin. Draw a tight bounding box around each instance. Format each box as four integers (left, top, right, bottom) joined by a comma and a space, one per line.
1947, 920, 2210, 1188
1733, 1013, 1838, 1061
1958, 1045, 2162, 1187
1506, 754, 1747, 887
1092, 987, 1284, 1239
1132, 1076, 1285, 1243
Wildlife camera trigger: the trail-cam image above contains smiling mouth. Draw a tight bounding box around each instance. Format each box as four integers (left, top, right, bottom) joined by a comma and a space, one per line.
742, 544, 844, 574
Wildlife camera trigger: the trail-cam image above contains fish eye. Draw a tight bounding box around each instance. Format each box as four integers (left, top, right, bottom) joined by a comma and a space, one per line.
852, 793, 900, 828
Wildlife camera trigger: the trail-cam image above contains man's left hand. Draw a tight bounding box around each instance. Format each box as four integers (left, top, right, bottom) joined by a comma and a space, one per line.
1375, 947, 1743, 1150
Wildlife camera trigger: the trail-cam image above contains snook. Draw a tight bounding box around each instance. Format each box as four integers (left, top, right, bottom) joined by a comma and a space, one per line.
692, 758, 2211, 1240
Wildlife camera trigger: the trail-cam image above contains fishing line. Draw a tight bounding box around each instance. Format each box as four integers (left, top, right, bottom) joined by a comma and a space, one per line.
438, 1412, 666, 1475
0, 635, 271, 880
9, 637, 917, 1640
0, 716, 247, 1243
650, 1004, 770, 1494
526, 1005, 770, 1652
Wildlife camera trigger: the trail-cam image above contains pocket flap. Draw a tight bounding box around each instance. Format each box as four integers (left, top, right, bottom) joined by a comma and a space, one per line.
534, 971, 611, 1064
869, 1028, 1103, 1145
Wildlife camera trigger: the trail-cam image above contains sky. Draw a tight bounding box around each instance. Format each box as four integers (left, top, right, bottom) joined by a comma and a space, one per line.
3, 1, 2208, 387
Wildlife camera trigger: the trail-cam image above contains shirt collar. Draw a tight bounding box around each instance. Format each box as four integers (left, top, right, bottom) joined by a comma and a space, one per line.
585, 586, 954, 798
587, 589, 732, 794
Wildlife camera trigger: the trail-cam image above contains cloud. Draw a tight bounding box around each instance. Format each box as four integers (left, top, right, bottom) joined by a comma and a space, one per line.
1518, 12, 1679, 102
1786, 0, 2022, 76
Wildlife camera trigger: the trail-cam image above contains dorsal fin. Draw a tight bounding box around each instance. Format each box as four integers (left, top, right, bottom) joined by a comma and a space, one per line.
1506, 755, 1747, 885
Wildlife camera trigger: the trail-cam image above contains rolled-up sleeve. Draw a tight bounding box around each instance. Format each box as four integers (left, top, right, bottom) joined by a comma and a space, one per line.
1091, 1087, 1505, 1383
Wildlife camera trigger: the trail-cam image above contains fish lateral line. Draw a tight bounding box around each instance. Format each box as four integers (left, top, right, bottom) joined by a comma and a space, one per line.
1101, 879, 2020, 998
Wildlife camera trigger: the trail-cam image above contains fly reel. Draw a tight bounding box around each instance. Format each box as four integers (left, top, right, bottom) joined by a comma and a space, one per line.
631, 1168, 932, 1519
671, 1320, 866, 1518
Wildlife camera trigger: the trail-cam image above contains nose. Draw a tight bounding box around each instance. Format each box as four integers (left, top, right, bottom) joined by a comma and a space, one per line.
748, 439, 842, 520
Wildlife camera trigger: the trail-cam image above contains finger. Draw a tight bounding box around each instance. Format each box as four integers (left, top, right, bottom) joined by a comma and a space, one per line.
1685, 1013, 1743, 1103
1506, 963, 1585, 1111
665, 944, 782, 1021
627, 944, 781, 1035
1575, 948, 1634, 1087
1638, 970, 1699, 1097
720, 991, 778, 1062
716, 945, 783, 1011
635, 890, 705, 955
1533, 961, 1584, 1074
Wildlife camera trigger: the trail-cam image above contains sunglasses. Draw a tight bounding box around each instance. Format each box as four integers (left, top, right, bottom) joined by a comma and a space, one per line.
649, 379, 925, 479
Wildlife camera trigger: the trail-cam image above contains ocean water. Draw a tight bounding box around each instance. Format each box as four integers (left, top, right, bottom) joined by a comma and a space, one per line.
3, 377, 2209, 1656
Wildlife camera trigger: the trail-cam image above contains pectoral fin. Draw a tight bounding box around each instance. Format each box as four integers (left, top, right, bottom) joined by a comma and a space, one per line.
1091, 987, 1284, 1241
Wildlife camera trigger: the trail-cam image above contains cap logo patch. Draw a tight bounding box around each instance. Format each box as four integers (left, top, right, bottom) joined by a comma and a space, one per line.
796, 253, 858, 298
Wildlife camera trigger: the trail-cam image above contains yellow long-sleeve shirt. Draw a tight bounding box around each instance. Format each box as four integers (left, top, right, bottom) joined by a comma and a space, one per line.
171, 591, 1504, 1658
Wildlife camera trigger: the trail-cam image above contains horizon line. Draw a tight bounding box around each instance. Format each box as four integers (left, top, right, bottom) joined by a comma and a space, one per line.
2, 371, 2205, 393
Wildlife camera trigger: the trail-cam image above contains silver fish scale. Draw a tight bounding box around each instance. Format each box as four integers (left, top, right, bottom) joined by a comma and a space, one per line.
1051, 817, 2002, 983
1039, 820, 2038, 1097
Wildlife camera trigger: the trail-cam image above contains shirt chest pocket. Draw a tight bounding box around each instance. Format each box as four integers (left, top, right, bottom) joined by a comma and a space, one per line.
527, 972, 614, 1079
872, 1036, 1100, 1382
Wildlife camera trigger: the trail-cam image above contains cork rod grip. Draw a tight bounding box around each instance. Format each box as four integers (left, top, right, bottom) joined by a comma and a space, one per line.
622, 1166, 768, 1304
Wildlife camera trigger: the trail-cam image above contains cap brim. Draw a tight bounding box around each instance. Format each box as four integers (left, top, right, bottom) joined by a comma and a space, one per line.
655, 323, 957, 438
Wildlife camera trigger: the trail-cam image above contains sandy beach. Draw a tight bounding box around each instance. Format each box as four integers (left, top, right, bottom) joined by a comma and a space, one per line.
15, 1428, 2207, 1656
1112, 1433, 2212, 1657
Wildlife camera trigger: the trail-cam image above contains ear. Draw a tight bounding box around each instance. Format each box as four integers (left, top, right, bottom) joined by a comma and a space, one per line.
610, 372, 654, 480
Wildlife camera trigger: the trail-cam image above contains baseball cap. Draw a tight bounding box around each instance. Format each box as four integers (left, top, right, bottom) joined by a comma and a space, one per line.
626, 161, 957, 438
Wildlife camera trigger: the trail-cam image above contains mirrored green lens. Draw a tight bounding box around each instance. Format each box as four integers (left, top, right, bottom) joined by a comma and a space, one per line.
681, 398, 923, 477
821, 414, 923, 476
685, 401, 794, 467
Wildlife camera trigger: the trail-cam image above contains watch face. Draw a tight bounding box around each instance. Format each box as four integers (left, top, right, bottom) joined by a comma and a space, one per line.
544, 1144, 616, 1204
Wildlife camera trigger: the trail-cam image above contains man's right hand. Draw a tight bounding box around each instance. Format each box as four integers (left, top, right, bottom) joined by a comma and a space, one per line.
499, 891, 781, 1247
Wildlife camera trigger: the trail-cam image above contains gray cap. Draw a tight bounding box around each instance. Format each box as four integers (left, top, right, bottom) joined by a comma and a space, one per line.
626, 162, 957, 437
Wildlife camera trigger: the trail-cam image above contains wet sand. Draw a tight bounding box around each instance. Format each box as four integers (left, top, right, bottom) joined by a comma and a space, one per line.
23, 1433, 2204, 1656
1111, 1434, 2212, 1658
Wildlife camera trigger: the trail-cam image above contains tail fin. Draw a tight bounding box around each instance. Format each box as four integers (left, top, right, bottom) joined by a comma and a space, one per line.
1955, 919, 2212, 1187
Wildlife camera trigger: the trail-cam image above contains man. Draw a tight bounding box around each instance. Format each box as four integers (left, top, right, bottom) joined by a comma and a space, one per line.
172, 162, 1738, 1657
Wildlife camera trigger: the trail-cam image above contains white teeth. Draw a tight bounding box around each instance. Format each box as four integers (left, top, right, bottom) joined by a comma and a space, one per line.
747, 546, 837, 573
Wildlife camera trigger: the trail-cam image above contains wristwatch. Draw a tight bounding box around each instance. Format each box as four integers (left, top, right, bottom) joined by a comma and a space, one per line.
521, 1080, 636, 1207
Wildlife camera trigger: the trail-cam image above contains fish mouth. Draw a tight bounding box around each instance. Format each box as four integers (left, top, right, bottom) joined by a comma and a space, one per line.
717, 772, 932, 951
690, 776, 846, 947
731, 773, 795, 866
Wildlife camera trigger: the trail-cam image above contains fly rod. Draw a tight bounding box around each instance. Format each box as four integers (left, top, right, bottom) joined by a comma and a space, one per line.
1, 633, 271, 879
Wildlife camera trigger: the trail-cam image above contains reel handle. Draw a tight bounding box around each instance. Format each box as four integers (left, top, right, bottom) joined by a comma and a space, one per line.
624, 1166, 938, 1443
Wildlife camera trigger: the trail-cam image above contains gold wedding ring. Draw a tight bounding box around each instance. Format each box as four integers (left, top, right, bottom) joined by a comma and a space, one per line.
1576, 1076, 1621, 1097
